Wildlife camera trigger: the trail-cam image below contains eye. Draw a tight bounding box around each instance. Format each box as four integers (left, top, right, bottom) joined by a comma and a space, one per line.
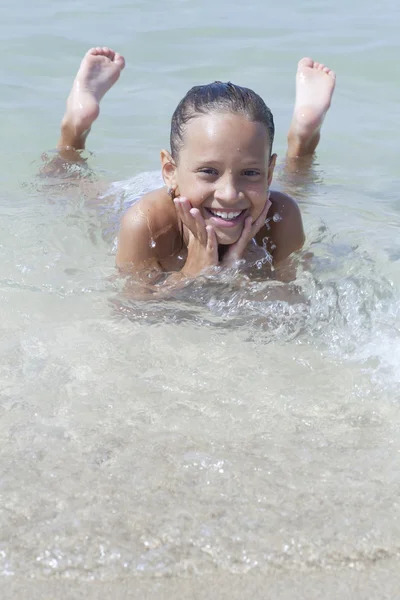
197, 168, 218, 176
242, 169, 261, 177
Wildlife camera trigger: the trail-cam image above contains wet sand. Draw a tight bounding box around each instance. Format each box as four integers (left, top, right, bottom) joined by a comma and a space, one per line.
3, 560, 400, 600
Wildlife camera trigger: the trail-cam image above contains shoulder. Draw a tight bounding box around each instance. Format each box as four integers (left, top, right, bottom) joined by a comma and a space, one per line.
116, 187, 179, 270
121, 187, 176, 225
255, 190, 305, 264
269, 190, 302, 221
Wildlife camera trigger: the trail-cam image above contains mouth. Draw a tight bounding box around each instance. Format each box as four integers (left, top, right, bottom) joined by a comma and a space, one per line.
205, 207, 247, 227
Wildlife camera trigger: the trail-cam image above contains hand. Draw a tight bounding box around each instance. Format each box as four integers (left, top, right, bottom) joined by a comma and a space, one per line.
174, 197, 219, 277
221, 196, 272, 267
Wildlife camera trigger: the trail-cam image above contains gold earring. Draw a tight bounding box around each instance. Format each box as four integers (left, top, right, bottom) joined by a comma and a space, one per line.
168, 187, 176, 200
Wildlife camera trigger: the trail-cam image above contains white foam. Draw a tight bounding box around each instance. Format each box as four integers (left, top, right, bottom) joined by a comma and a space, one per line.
101, 170, 164, 214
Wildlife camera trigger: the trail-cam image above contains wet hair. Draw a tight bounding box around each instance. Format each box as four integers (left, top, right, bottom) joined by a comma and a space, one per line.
170, 81, 274, 162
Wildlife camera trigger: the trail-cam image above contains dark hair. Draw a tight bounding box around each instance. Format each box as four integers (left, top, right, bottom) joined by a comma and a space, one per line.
170, 81, 274, 161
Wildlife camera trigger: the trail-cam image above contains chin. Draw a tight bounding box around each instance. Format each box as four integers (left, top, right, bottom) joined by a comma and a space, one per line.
216, 233, 241, 246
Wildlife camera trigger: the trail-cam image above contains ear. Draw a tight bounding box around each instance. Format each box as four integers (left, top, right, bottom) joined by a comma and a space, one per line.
267, 153, 277, 187
161, 149, 178, 191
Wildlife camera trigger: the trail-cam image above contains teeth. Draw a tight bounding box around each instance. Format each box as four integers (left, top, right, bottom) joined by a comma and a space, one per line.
209, 209, 242, 220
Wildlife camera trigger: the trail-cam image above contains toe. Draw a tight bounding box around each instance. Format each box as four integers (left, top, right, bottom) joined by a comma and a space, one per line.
298, 57, 314, 69
102, 46, 113, 58
114, 53, 126, 70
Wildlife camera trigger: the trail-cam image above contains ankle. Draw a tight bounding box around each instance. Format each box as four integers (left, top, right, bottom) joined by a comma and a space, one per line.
58, 117, 89, 150
287, 129, 320, 158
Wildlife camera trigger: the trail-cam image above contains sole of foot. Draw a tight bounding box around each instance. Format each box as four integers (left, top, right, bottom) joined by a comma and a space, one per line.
60, 47, 125, 146
291, 57, 336, 140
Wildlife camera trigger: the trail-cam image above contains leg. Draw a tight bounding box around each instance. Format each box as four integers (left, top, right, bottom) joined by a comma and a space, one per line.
287, 58, 336, 159
277, 58, 336, 194
41, 47, 125, 176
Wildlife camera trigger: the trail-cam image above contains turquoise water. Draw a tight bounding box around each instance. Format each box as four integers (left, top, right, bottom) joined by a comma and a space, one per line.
1, 0, 400, 594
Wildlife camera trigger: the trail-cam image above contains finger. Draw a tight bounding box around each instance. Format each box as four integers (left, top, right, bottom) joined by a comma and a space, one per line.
173, 198, 191, 234
242, 216, 253, 244
190, 208, 207, 245
189, 207, 205, 225
179, 197, 194, 223
258, 197, 272, 222
206, 225, 218, 261
220, 215, 253, 267
179, 196, 192, 209
232, 217, 253, 260
173, 197, 183, 217
174, 197, 196, 235
251, 198, 271, 237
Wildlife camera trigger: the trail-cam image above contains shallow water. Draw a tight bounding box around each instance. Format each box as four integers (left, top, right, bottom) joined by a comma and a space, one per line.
1, 0, 400, 595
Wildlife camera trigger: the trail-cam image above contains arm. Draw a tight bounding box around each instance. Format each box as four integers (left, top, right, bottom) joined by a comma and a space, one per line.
116, 207, 188, 300
116, 195, 219, 297
116, 205, 165, 285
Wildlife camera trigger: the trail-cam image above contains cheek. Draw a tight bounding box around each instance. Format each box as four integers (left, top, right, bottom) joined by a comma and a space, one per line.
177, 178, 210, 207
250, 190, 267, 217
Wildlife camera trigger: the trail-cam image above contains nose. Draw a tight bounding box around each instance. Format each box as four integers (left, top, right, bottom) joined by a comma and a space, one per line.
214, 175, 240, 204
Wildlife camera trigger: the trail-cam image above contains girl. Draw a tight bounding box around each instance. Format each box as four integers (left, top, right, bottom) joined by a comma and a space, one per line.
57, 47, 336, 286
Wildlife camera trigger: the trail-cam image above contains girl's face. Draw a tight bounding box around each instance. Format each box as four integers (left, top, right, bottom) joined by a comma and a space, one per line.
163, 112, 276, 245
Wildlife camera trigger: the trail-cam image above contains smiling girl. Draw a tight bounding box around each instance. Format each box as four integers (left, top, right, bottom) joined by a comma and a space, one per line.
57, 47, 336, 285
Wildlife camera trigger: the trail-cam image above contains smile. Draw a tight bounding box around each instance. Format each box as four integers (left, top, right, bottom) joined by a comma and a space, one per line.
206, 208, 245, 221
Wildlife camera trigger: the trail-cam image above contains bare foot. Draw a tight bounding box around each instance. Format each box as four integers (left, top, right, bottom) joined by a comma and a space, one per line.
287, 58, 336, 157
59, 47, 125, 150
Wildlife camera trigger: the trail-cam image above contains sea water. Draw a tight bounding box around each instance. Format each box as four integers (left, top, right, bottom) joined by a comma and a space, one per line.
1, 0, 400, 597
